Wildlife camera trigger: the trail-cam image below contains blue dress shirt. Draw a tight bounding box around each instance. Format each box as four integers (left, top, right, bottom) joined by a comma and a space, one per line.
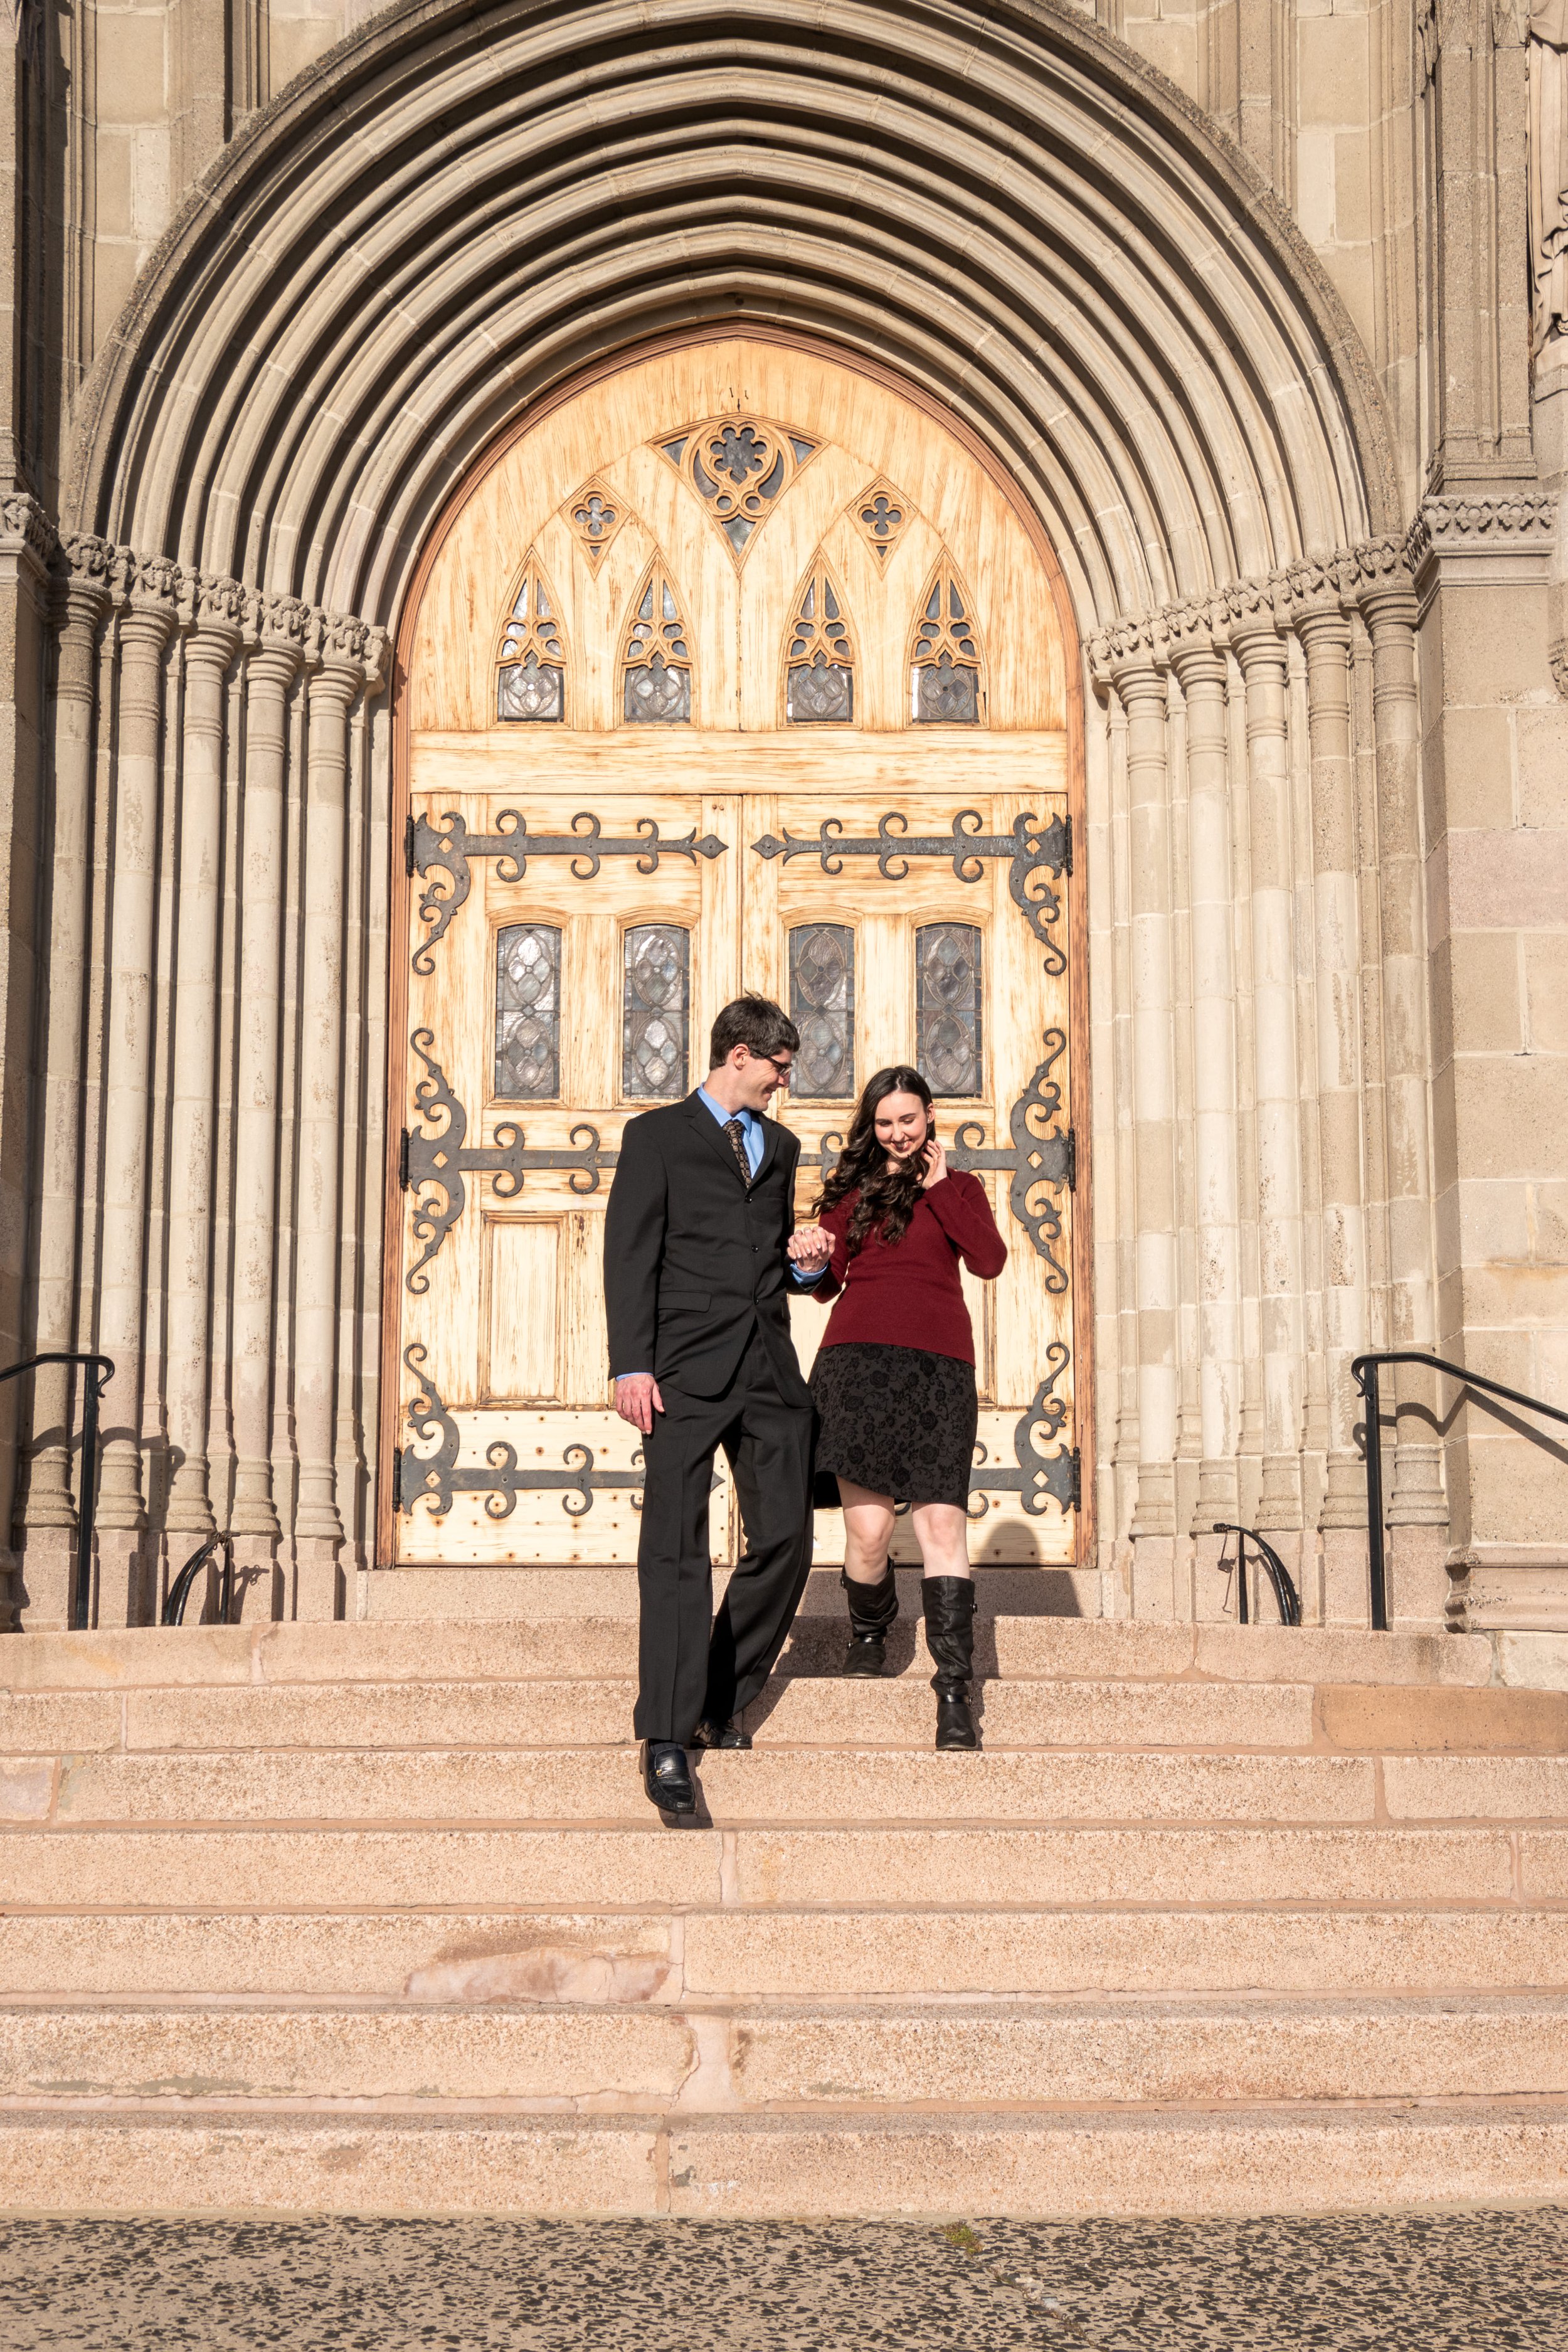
614, 1088, 823, 1382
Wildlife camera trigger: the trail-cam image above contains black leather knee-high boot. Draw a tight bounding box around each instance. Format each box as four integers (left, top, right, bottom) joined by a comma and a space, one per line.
921, 1576, 978, 1749
841, 1563, 899, 1677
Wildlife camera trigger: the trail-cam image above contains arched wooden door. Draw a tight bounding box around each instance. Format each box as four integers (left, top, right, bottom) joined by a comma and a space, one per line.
384, 337, 1084, 1575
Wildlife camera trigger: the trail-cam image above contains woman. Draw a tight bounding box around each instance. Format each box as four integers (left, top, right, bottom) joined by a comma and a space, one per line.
788, 1065, 1007, 1749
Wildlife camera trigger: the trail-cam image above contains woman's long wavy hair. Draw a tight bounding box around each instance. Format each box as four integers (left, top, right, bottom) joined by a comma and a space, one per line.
813, 1065, 935, 1258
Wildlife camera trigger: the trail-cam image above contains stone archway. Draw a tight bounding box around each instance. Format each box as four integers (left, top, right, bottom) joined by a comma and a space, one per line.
15, 0, 1439, 1630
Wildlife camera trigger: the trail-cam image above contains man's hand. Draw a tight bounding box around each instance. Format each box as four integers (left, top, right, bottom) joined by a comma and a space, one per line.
921, 1136, 949, 1190
614, 1374, 664, 1434
788, 1225, 832, 1270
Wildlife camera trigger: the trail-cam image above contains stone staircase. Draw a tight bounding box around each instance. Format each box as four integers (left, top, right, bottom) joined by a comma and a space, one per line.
3, 1595, 1568, 2217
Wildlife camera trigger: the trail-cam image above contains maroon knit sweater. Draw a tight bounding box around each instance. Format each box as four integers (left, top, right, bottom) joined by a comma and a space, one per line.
811, 1172, 1008, 1365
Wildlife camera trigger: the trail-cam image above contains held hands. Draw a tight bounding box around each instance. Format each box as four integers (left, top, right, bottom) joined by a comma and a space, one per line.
614, 1373, 664, 1434
920, 1135, 948, 1190
788, 1224, 833, 1271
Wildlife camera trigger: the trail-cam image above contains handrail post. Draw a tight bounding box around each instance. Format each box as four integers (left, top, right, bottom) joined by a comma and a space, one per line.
1360, 1357, 1388, 1632
75, 1363, 104, 1633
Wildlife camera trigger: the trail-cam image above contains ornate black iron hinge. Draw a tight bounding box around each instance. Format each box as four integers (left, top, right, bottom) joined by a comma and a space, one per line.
967, 1343, 1078, 1515
400, 1031, 625, 1292
410, 810, 728, 970
396, 1346, 648, 1519
752, 809, 1069, 973
401, 1030, 526, 1293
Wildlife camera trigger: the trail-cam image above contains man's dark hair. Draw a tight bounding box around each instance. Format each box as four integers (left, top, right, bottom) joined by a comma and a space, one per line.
709, 993, 800, 1069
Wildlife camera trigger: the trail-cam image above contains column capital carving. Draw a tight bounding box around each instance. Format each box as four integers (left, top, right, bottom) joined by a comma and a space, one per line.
0, 489, 58, 583
248, 591, 312, 677
184, 573, 247, 670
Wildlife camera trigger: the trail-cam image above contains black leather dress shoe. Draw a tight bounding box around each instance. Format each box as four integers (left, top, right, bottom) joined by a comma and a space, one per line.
641, 1740, 696, 1814
692, 1717, 751, 1751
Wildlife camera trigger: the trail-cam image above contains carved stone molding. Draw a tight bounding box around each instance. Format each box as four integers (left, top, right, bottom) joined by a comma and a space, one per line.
1406, 492, 1559, 593
1088, 531, 1452, 686
50, 535, 386, 694
0, 491, 56, 580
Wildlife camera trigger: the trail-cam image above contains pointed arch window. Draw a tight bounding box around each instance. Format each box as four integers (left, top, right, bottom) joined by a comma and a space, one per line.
495, 554, 567, 723
784, 559, 857, 724
909, 558, 983, 725
621, 561, 693, 723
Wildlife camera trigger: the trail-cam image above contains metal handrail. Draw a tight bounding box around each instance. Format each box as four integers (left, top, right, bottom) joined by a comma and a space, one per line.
0, 1353, 115, 1631
1352, 1349, 1568, 1632
162, 1534, 235, 1628
1212, 1523, 1303, 1628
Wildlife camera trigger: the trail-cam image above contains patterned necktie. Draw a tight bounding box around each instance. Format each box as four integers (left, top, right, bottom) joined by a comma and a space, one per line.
723, 1117, 753, 1189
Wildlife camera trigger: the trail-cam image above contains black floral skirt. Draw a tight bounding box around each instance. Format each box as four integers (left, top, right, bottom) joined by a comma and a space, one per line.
810, 1342, 978, 1510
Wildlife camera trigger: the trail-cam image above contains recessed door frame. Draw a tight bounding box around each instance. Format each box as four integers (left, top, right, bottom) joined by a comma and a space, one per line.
378, 322, 1094, 1571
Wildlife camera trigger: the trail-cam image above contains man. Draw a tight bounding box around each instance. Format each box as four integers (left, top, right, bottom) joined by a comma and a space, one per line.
605, 993, 832, 1815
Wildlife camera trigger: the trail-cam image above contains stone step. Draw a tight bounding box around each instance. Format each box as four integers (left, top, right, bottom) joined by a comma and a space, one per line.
0, 1821, 1529, 1917
5, 1905, 1565, 2000
8, 1675, 1557, 1759
1, 2102, 1565, 2216
18, 1744, 1565, 1827
3, 1994, 1562, 2111
0, 1677, 1327, 1756
2, 1618, 1496, 1693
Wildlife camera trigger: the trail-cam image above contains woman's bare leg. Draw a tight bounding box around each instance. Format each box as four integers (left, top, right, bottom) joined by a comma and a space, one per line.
838, 1479, 898, 1584
909, 1503, 972, 1579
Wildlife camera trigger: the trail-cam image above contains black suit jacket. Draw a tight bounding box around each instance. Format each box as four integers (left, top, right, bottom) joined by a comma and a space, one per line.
603, 1093, 812, 1404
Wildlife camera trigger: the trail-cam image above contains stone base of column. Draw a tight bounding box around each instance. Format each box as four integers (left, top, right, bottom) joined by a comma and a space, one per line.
10, 1530, 78, 1631
1128, 1532, 1179, 1620
290, 1537, 344, 1623
1320, 1526, 1372, 1628
1190, 1528, 1235, 1623
229, 1539, 283, 1623
1388, 1523, 1452, 1631
92, 1531, 154, 1628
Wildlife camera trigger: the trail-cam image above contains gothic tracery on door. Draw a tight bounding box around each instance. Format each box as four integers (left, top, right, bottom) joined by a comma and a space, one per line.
386, 341, 1083, 1571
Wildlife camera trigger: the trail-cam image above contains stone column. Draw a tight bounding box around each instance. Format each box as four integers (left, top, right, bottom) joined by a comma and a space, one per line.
1360, 564, 1451, 1623
1172, 640, 1242, 1576
163, 586, 245, 1553
93, 563, 179, 1625
292, 625, 368, 1619
1231, 615, 1306, 1552
229, 603, 307, 1572
1295, 598, 1372, 1616
1114, 651, 1179, 1611
17, 553, 110, 1627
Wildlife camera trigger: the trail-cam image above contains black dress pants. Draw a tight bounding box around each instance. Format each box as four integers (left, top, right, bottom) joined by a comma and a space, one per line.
633, 1328, 815, 1744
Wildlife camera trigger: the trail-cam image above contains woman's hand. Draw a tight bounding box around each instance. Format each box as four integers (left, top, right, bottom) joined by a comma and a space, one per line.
788, 1224, 833, 1269
921, 1136, 948, 1190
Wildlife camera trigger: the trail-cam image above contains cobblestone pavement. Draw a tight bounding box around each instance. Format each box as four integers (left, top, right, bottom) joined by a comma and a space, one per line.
1, 2208, 1563, 2349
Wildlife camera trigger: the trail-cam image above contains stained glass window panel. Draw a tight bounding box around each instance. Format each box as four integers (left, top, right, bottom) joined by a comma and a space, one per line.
909, 561, 982, 724
622, 925, 689, 1099
622, 569, 692, 722
496, 563, 566, 723
916, 923, 982, 1096
785, 567, 856, 724
789, 924, 855, 1098
494, 924, 561, 1098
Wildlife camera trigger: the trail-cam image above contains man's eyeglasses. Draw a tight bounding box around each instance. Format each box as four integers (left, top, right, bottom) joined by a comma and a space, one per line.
755, 1052, 794, 1078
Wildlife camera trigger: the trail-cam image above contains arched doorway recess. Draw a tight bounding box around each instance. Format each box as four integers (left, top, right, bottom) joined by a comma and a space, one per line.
18, 0, 1441, 1628
386, 336, 1084, 1582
